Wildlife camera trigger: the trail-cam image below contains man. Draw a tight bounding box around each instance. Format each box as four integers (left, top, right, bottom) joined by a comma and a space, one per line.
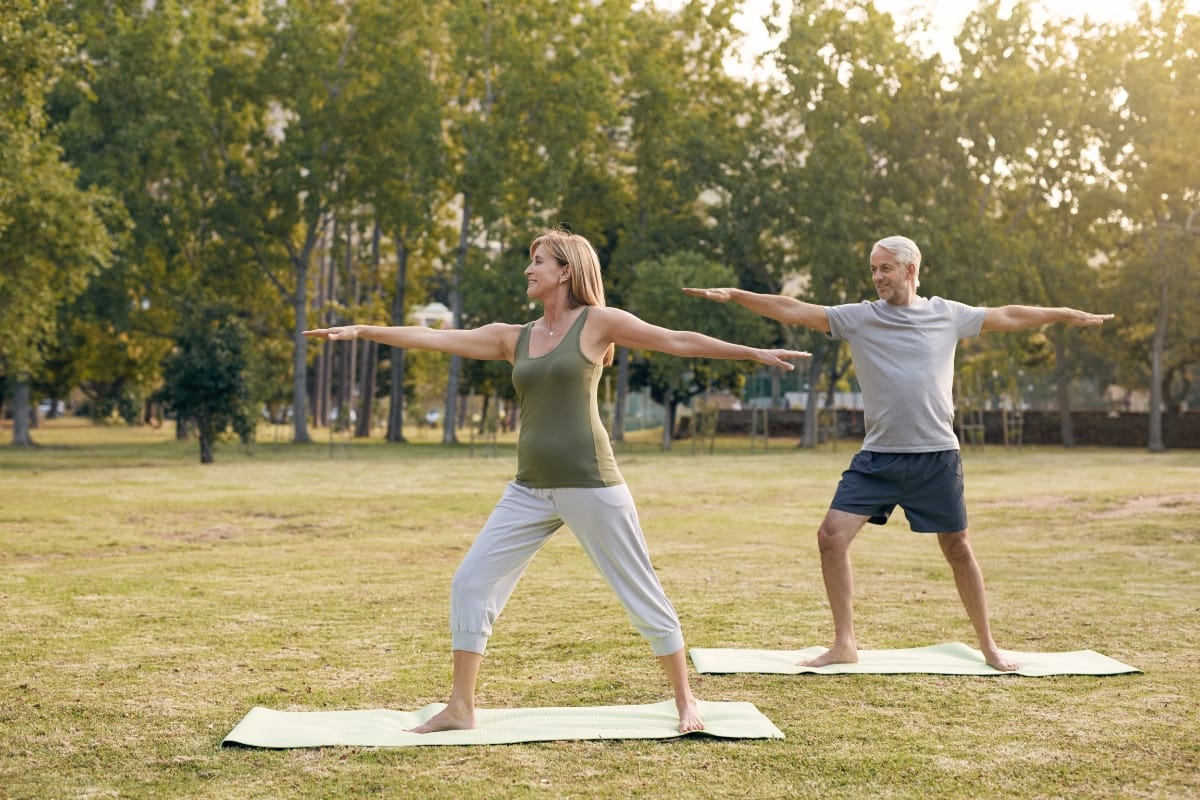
684, 235, 1112, 670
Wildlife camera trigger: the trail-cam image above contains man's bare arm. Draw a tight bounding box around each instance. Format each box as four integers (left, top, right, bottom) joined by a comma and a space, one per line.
682, 287, 831, 333
981, 306, 1114, 333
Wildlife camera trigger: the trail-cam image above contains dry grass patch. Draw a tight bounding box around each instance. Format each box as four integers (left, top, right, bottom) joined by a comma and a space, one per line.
1, 423, 1197, 799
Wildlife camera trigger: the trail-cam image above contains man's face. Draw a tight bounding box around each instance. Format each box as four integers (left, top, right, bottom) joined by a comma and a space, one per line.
870, 246, 915, 305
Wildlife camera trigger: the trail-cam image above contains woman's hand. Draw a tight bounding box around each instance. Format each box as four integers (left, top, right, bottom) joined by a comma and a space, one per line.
755, 348, 812, 370
303, 326, 358, 341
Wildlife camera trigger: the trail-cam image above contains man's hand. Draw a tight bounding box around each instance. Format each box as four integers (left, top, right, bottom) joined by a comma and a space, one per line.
1067, 311, 1114, 328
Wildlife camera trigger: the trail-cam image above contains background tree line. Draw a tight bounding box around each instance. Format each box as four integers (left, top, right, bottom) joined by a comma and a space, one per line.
1, 0, 1196, 459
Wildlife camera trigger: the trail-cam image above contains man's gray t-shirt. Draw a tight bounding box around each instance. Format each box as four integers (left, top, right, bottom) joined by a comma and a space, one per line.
826, 297, 986, 453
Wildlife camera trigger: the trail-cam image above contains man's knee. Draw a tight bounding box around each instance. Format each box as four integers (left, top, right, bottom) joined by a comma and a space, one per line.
937, 531, 974, 564
816, 512, 862, 553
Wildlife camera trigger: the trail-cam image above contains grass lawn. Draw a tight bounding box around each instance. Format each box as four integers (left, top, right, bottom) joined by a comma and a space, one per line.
2, 419, 1197, 799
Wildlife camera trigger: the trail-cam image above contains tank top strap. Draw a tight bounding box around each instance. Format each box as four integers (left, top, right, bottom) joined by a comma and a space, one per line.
564, 305, 591, 345
516, 321, 535, 359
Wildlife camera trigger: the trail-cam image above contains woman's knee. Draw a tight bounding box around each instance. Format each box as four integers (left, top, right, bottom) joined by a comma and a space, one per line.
450, 565, 488, 602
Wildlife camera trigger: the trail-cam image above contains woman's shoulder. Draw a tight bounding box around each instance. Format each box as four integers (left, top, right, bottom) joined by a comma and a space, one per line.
475, 321, 526, 352
477, 321, 527, 335
581, 305, 631, 324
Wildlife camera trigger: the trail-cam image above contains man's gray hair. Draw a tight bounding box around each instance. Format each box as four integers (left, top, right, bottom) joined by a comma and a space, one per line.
873, 235, 921, 288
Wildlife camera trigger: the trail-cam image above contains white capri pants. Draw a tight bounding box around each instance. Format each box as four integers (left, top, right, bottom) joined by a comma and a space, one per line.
449, 481, 686, 657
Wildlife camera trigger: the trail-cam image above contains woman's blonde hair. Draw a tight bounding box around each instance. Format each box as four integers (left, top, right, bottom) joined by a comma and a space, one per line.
529, 229, 614, 365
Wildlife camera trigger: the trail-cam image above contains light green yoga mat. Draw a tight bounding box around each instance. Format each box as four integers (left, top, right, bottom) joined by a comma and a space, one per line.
689, 642, 1141, 677
222, 699, 784, 748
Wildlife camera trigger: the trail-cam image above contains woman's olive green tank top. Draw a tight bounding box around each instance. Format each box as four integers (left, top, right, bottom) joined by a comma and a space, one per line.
511, 306, 623, 488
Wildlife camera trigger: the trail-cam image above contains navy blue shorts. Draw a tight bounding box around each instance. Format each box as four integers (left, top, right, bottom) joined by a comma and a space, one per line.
829, 450, 968, 533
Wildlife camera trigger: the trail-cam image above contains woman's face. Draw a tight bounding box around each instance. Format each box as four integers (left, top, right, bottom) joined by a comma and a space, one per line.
524, 244, 567, 300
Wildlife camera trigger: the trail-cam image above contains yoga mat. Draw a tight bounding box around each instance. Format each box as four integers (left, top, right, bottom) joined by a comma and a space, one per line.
689, 642, 1141, 677
222, 699, 784, 748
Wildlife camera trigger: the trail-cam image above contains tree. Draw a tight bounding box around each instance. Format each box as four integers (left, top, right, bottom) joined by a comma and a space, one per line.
156, 311, 256, 463
771, 0, 932, 446
52, 0, 279, 430
1100, 2, 1199, 450
606, 0, 752, 440
948, 2, 1120, 445
626, 252, 774, 450
0, 0, 121, 445
434, 0, 630, 443
338, 0, 452, 443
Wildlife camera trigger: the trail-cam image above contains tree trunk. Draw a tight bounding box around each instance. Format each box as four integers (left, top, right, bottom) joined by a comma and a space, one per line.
801, 346, 824, 448
386, 342, 409, 442
660, 390, 675, 451
824, 355, 839, 411
354, 222, 379, 439
478, 393, 490, 435
1148, 224, 1169, 452
11, 380, 34, 446
340, 223, 356, 430
199, 433, 213, 464
612, 347, 629, 442
291, 254, 313, 444
1052, 329, 1074, 447
316, 224, 339, 429
275, 206, 330, 445
443, 194, 472, 445
387, 238, 411, 442
355, 339, 376, 438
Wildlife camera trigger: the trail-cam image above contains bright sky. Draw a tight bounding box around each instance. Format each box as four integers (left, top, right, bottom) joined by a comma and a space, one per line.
720, 0, 1196, 77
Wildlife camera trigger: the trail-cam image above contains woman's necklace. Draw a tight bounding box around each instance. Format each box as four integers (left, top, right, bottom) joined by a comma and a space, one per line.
543, 318, 556, 336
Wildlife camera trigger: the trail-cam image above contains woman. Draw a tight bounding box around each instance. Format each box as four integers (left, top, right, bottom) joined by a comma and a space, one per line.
304, 229, 809, 733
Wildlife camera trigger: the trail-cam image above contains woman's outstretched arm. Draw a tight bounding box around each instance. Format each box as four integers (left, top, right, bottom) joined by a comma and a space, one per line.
303, 322, 522, 362
586, 306, 810, 370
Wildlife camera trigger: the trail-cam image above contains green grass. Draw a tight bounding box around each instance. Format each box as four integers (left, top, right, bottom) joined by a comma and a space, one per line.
2, 419, 1198, 799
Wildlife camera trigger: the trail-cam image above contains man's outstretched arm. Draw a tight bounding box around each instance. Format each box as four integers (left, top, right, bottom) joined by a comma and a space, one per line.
682, 287, 831, 333
981, 305, 1113, 333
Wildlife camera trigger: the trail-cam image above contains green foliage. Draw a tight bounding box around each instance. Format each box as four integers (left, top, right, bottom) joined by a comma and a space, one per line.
457, 244, 531, 401
1093, 2, 1200, 424
627, 251, 773, 405
0, 1, 121, 381
156, 311, 257, 463
9, 0, 1198, 449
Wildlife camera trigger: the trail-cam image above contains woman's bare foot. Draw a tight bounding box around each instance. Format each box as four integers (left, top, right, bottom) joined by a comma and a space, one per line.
408, 705, 476, 734
676, 696, 704, 734
982, 646, 1019, 672
799, 642, 859, 667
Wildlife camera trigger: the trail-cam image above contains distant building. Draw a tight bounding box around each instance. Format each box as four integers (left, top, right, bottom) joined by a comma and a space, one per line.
409, 302, 453, 329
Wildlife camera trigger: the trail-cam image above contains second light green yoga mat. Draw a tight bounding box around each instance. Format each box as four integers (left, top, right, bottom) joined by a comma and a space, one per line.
689, 642, 1141, 676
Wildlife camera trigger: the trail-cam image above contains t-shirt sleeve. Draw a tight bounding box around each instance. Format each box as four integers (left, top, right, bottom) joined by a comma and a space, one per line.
825, 302, 866, 341
946, 299, 986, 338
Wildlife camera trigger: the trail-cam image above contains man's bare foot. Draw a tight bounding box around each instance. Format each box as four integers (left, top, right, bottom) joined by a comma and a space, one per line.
408, 705, 476, 734
982, 646, 1019, 672
799, 643, 859, 667
676, 696, 704, 734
